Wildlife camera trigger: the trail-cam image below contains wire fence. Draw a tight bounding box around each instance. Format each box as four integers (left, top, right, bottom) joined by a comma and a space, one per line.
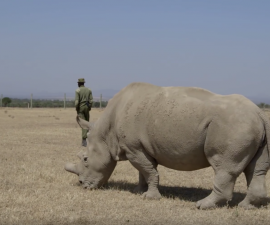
0, 93, 108, 108
1, 93, 270, 110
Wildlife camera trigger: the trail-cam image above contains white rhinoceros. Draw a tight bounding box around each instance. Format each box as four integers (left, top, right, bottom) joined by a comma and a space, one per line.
65, 82, 270, 209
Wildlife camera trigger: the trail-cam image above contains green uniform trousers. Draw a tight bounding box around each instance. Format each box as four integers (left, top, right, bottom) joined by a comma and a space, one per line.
77, 105, 90, 139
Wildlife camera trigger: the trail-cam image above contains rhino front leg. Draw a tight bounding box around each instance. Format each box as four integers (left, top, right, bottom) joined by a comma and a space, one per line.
126, 150, 161, 200
133, 172, 148, 194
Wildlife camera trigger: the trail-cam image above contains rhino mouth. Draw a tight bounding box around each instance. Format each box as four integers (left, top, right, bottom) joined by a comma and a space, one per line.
83, 183, 97, 189
81, 180, 100, 189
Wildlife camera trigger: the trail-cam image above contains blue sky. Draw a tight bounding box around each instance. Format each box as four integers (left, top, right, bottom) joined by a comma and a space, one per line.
0, 0, 269, 100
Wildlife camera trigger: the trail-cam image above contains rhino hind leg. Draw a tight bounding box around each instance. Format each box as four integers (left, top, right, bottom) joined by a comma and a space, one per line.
197, 120, 266, 209
126, 150, 161, 200
133, 172, 148, 194
238, 145, 269, 209
196, 171, 237, 209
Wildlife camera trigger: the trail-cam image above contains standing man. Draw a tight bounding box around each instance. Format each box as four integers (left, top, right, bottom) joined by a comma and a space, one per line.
75, 78, 93, 147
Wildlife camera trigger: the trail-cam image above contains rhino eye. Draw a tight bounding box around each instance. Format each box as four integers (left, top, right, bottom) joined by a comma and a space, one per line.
83, 157, 88, 162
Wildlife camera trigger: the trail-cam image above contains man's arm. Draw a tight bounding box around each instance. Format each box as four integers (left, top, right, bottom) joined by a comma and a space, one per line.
75, 89, 80, 111
89, 89, 93, 108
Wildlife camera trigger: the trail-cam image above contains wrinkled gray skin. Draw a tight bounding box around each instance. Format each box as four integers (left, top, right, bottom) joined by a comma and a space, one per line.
65, 82, 270, 209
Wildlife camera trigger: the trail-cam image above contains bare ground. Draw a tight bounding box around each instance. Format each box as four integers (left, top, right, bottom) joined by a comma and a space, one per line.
1, 108, 270, 225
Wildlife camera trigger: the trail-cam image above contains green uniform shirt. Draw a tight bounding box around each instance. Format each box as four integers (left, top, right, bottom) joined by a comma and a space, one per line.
75, 86, 93, 110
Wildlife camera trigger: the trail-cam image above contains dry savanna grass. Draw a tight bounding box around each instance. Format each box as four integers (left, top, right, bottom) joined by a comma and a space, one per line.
1, 108, 270, 225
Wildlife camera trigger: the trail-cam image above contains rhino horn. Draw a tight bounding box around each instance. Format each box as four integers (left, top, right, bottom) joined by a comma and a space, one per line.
77, 150, 85, 160
65, 163, 79, 175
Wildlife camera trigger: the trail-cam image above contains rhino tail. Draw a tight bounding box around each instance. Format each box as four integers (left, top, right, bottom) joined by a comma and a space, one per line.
258, 111, 270, 164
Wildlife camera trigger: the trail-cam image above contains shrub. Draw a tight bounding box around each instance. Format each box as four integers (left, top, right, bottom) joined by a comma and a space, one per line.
2, 97, 12, 107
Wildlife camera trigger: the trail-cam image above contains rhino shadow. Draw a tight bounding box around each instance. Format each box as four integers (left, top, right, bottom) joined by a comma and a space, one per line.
105, 181, 270, 207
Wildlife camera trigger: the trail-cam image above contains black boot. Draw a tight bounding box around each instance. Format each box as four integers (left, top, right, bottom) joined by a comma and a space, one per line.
82, 138, 87, 147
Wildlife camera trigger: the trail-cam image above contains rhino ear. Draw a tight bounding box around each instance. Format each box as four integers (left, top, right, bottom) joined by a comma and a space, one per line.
76, 116, 95, 130
89, 122, 95, 131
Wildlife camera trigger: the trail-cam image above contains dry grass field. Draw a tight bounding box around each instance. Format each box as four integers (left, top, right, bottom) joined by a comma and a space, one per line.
1, 108, 270, 225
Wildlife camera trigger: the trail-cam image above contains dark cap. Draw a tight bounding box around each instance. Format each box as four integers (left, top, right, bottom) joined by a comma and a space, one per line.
77, 78, 85, 83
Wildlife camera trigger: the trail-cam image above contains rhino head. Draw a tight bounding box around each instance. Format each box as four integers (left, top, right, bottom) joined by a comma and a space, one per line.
65, 148, 116, 189
65, 116, 117, 189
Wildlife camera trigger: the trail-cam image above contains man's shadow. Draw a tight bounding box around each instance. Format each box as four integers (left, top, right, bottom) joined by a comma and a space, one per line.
104, 180, 270, 207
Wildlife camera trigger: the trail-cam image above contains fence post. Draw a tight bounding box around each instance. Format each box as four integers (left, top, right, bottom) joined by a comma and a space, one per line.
31, 93, 33, 109
64, 93, 66, 109
0, 94, 2, 107
100, 94, 102, 109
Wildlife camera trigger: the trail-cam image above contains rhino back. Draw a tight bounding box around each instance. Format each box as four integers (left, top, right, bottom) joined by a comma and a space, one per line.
99, 83, 261, 171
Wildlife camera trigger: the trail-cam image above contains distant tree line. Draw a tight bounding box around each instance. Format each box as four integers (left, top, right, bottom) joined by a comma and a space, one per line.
3, 98, 108, 108
257, 103, 270, 109
2, 97, 269, 110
